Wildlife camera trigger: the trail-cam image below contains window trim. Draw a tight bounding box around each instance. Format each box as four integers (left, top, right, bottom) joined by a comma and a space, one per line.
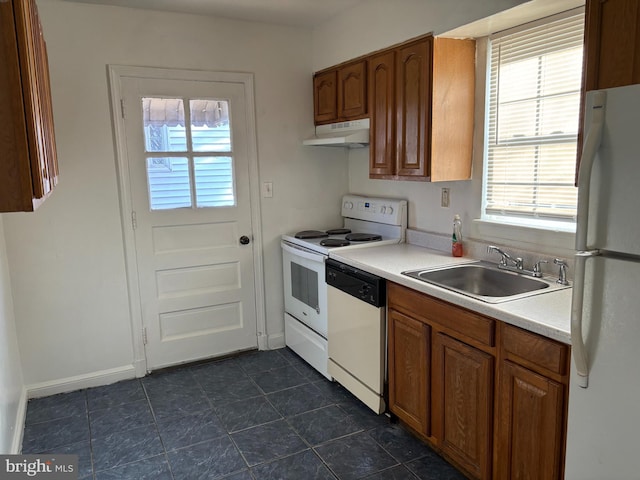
481, 7, 585, 228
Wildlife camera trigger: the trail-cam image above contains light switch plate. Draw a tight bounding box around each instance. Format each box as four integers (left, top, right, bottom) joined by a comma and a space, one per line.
262, 182, 273, 198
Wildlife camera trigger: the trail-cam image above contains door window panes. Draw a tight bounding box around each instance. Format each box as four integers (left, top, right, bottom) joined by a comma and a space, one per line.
146, 157, 191, 209
142, 98, 186, 152
190, 100, 231, 152
194, 157, 234, 207
141, 97, 236, 211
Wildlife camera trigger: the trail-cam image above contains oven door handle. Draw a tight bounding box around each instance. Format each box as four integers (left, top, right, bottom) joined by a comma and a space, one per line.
281, 241, 325, 263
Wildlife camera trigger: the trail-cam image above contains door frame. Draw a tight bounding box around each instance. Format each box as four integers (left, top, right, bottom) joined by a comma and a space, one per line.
107, 65, 267, 377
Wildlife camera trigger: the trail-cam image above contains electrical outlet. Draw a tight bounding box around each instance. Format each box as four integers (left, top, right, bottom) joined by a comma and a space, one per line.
441, 188, 450, 208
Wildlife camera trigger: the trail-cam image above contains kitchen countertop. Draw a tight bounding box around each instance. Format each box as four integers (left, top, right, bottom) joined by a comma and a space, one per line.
329, 243, 572, 344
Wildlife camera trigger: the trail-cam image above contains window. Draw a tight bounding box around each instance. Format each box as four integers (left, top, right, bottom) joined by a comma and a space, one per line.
141, 97, 234, 210
483, 10, 585, 229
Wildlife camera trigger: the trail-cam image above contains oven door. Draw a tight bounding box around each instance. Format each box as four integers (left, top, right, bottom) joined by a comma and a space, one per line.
281, 241, 327, 337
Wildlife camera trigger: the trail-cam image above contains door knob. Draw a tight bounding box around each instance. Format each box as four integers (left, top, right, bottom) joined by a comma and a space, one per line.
239, 235, 251, 245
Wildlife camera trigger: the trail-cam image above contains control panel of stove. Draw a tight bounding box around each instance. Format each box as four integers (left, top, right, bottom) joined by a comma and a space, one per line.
343, 200, 394, 214
341, 194, 407, 226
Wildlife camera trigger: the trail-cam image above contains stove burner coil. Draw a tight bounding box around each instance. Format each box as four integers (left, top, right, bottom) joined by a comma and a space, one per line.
345, 233, 383, 242
320, 238, 351, 247
294, 230, 329, 239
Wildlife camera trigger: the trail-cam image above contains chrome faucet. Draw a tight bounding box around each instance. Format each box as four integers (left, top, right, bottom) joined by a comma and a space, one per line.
554, 258, 570, 285
487, 245, 546, 278
487, 246, 523, 270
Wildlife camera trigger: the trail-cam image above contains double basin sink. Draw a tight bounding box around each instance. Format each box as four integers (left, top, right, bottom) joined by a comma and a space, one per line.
403, 261, 571, 304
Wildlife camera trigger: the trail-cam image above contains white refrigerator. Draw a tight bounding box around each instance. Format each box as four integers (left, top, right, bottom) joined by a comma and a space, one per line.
565, 83, 640, 479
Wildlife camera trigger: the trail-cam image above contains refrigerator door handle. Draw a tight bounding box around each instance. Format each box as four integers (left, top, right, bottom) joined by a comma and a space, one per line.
575, 91, 606, 251
571, 249, 601, 388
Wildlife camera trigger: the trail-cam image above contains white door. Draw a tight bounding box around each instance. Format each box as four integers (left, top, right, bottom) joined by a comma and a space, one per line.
120, 74, 258, 370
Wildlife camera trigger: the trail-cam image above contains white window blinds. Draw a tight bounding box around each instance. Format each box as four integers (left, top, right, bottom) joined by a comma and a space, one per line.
484, 10, 585, 224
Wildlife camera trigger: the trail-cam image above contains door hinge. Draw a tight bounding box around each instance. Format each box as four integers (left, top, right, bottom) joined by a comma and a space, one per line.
142, 327, 148, 345
120, 98, 126, 118
131, 211, 137, 230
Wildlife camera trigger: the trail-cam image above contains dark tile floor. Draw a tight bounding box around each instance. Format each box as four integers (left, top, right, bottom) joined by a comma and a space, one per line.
22, 348, 466, 480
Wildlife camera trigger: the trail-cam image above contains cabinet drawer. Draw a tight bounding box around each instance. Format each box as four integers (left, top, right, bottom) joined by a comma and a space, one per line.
388, 282, 495, 347
502, 324, 569, 376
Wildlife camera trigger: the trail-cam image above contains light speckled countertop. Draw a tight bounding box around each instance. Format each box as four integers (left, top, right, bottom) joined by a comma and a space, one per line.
329, 243, 572, 344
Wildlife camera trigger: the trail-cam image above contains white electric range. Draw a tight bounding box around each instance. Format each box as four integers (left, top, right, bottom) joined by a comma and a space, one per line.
281, 194, 407, 379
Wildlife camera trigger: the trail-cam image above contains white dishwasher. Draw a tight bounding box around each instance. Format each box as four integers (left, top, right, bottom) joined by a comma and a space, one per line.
326, 258, 386, 414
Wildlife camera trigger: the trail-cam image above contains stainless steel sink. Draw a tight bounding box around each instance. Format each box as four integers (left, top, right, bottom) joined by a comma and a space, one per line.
402, 261, 570, 303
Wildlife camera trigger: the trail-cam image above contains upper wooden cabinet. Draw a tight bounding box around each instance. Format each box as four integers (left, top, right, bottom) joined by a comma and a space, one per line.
584, 0, 640, 91
313, 60, 367, 124
0, 0, 58, 212
338, 61, 367, 119
369, 36, 475, 181
313, 70, 337, 124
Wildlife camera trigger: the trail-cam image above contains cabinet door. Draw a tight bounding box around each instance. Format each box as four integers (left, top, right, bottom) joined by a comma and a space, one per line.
313, 70, 337, 124
338, 60, 366, 119
16, 0, 57, 199
395, 38, 431, 178
495, 360, 565, 480
585, 0, 640, 90
368, 51, 396, 177
432, 333, 493, 480
388, 308, 430, 436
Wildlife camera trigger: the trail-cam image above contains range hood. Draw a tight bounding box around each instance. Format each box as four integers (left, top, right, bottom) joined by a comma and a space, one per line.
303, 119, 369, 148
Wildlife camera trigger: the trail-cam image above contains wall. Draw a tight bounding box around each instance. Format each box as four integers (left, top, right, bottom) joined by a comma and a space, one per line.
0, 216, 25, 453
311, 0, 526, 71
3, 1, 348, 388
312, 0, 577, 258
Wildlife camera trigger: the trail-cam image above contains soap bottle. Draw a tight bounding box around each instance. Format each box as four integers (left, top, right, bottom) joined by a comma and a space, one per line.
452, 214, 463, 257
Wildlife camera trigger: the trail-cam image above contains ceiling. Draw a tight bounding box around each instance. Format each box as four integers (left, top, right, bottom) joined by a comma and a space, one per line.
55, 0, 365, 27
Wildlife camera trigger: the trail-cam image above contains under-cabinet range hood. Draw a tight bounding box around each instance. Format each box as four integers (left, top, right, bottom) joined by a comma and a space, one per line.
303, 119, 369, 148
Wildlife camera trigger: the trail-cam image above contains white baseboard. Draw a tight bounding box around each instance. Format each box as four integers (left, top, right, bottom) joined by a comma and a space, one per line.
267, 332, 285, 349
26, 365, 137, 399
10, 386, 27, 454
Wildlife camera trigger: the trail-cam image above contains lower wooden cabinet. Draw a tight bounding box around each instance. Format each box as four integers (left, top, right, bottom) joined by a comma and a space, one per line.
387, 282, 570, 480
433, 333, 493, 479
388, 308, 430, 435
495, 361, 565, 480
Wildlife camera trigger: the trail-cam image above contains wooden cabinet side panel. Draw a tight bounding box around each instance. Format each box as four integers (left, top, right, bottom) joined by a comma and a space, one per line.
0, 0, 33, 211
585, 0, 640, 90
338, 60, 367, 119
12, 0, 58, 208
35, 8, 58, 190
433, 333, 493, 480
388, 308, 430, 435
15, 0, 48, 200
395, 39, 430, 178
495, 361, 565, 480
368, 51, 396, 177
431, 38, 475, 182
313, 70, 337, 124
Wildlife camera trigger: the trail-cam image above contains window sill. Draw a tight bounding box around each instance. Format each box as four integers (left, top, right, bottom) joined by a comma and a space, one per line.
470, 218, 576, 256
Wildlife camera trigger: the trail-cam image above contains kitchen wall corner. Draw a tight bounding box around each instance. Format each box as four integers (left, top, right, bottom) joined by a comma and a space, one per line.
0, 216, 26, 454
